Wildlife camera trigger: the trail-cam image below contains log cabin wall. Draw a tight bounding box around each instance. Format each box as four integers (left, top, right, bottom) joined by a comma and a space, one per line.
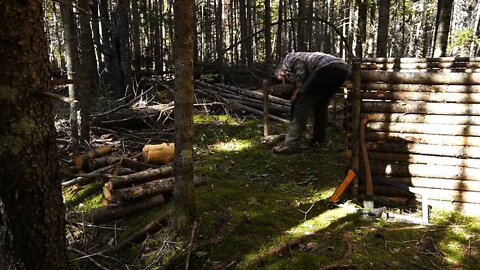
346, 57, 480, 215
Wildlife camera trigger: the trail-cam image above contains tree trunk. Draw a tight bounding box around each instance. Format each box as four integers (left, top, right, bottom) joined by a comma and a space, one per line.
60, 0, 81, 151
78, 0, 94, 143
356, 0, 368, 58
239, 0, 247, 65
215, 0, 225, 81
173, 0, 196, 230
116, 0, 131, 96
99, 0, 121, 96
275, 0, 283, 61
297, 0, 307, 51
131, 0, 141, 73
376, 0, 390, 57
91, 0, 104, 72
433, 0, 454, 57
0, 0, 67, 268
264, 0, 272, 75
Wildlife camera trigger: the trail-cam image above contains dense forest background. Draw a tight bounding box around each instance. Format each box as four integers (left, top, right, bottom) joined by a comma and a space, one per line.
45, 0, 480, 94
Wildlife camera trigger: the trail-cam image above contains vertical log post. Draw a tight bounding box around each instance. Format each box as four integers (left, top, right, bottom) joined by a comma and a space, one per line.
351, 60, 362, 196
263, 79, 270, 137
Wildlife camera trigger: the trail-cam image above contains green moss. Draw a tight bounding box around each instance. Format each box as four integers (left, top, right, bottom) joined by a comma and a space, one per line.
65, 114, 480, 270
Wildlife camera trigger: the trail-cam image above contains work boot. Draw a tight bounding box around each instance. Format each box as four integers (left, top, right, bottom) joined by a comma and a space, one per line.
273, 141, 301, 154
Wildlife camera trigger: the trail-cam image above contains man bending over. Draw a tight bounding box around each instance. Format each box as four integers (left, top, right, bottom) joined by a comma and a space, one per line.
274, 52, 348, 154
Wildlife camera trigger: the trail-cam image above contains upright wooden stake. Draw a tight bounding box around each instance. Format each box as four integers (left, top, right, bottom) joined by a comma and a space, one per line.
263, 79, 270, 137
351, 60, 362, 197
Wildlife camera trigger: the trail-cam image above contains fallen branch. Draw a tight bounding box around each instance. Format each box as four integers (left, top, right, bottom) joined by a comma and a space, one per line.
43, 91, 77, 103
62, 163, 119, 188
87, 194, 165, 224
105, 165, 174, 190
102, 216, 169, 254
105, 176, 207, 202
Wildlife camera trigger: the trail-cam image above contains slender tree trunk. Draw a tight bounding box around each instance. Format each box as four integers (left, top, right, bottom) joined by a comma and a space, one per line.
356, 0, 368, 58
378, 0, 391, 57
132, 0, 141, 73
60, 0, 80, 151
78, 0, 94, 143
91, 0, 104, 72
215, 0, 225, 81
264, 0, 272, 75
275, 0, 283, 61
239, 0, 247, 64
246, 0, 253, 66
99, 0, 121, 96
433, 0, 454, 57
0, 1, 67, 268
297, 0, 307, 51
116, 0, 131, 96
173, 0, 196, 231
154, 0, 162, 73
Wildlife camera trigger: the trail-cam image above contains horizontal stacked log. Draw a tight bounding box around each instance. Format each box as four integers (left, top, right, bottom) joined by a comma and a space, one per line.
347, 57, 480, 214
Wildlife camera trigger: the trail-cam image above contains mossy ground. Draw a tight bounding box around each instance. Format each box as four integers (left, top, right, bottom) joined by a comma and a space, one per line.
65, 114, 480, 270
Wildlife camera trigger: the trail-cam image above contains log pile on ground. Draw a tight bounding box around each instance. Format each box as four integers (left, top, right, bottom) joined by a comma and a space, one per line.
90, 80, 293, 129
62, 144, 207, 224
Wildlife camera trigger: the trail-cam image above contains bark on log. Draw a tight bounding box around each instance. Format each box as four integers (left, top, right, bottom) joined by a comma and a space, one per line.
346, 150, 480, 169
62, 163, 119, 188
232, 102, 289, 123
105, 165, 174, 189
363, 141, 480, 159
87, 194, 165, 224
359, 101, 480, 115
346, 82, 480, 93
195, 80, 291, 106
346, 113, 480, 126
347, 132, 480, 147
120, 158, 162, 171
360, 70, 480, 85
105, 176, 207, 202
361, 62, 480, 71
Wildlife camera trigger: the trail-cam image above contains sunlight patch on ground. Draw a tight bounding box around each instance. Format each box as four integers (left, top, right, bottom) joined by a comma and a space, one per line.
212, 139, 254, 152
286, 206, 357, 237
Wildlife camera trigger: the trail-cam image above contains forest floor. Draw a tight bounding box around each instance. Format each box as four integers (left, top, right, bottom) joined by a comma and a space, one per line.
59, 95, 480, 270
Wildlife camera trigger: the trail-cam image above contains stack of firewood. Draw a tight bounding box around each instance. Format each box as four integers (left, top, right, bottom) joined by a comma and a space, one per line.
62, 144, 207, 224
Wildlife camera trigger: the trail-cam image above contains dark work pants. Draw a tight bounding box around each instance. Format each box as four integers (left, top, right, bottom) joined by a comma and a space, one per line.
286, 63, 348, 144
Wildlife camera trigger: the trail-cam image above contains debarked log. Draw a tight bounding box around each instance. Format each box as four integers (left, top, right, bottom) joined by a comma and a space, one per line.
345, 82, 480, 93
364, 121, 480, 137
367, 175, 480, 192
346, 132, 480, 147
358, 101, 480, 115
359, 182, 480, 204
347, 90, 480, 103
345, 150, 480, 169
361, 57, 480, 63
360, 70, 480, 85
366, 161, 480, 182
105, 165, 174, 189
105, 176, 207, 202
362, 141, 480, 159
360, 62, 480, 71
345, 113, 480, 126
87, 194, 165, 224
427, 199, 480, 215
